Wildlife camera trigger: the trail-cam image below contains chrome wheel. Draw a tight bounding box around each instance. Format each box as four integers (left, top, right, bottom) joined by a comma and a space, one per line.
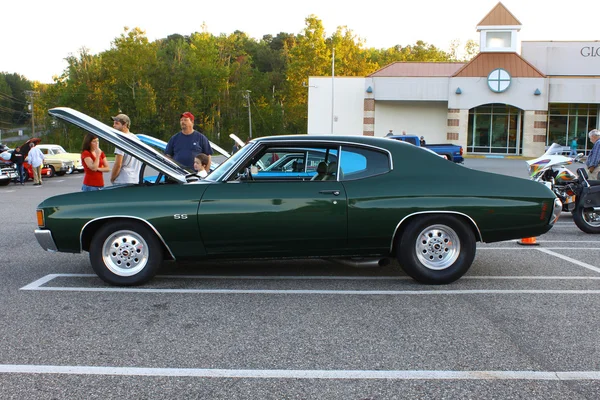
101, 229, 149, 276
415, 224, 460, 270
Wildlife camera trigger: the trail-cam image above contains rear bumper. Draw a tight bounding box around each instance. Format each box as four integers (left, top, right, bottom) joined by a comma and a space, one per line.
34, 229, 58, 252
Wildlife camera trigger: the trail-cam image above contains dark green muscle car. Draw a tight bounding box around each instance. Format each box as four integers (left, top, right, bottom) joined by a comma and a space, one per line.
35, 107, 561, 286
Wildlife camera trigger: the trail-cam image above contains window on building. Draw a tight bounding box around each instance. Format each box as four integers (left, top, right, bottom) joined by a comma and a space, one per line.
547, 104, 599, 154
467, 104, 523, 154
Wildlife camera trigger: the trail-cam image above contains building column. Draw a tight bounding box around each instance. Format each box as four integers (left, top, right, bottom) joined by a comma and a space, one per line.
522, 110, 547, 157
363, 98, 375, 136
447, 109, 468, 152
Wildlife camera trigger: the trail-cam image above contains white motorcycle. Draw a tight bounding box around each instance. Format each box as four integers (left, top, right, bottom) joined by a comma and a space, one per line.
527, 143, 584, 213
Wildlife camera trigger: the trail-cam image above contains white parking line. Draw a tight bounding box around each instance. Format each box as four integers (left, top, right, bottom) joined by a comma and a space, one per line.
20, 273, 600, 287
537, 248, 600, 273
0, 364, 599, 380
18, 274, 600, 295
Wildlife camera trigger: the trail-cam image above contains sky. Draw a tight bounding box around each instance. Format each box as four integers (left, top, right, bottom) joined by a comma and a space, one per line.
2, 0, 599, 84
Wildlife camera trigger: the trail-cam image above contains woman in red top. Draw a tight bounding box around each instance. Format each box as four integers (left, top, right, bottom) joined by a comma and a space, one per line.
81, 133, 110, 191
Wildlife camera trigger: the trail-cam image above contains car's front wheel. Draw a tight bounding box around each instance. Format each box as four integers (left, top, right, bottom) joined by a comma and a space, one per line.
396, 215, 475, 284
47, 166, 56, 177
89, 221, 163, 286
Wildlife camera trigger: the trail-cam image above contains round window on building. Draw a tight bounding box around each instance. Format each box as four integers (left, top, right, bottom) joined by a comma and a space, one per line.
487, 68, 511, 93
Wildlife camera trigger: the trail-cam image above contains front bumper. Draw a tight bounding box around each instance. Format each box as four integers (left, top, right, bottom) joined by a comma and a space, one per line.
35, 229, 58, 252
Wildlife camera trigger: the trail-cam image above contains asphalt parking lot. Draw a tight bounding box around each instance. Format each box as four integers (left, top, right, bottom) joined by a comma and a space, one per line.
1, 158, 600, 399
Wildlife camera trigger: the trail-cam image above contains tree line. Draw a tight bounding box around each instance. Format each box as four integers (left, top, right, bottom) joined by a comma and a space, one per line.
0, 16, 477, 152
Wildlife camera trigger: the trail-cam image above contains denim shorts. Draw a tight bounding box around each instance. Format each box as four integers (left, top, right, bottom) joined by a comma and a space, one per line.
81, 184, 103, 192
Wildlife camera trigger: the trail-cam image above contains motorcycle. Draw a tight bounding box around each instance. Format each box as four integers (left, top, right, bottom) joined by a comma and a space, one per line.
527, 143, 583, 213
528, 143, 600, 233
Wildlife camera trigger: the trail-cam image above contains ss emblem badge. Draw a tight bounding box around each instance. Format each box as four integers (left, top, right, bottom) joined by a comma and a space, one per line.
174, 214, 188, 220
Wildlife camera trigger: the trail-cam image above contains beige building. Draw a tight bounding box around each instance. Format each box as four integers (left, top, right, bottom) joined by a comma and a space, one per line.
307, 2, 600, 157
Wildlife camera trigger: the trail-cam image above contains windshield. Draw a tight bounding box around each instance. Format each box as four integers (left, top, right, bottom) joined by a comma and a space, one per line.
206, 142, 255, 181
53, 146, 67, 154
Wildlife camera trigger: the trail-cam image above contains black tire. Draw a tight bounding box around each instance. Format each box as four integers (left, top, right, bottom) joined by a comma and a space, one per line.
572, 205, 600, 233
89, 220, 163, 286
0, 179, 10, 186
396, 215, 476, 284
22, 169, 30, 182
48, 166, 56, 178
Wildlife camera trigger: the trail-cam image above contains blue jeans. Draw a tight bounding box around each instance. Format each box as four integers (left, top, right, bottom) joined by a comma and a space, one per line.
15, 164, 24, 183
81, 184, 103, 192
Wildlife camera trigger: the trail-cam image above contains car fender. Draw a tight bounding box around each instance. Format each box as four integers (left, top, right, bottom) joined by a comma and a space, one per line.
80, 215, 176, 260
389, 210, 483, 252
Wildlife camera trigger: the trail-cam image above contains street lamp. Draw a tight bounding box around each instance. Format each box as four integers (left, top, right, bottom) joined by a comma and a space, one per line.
244, 90, 252, 139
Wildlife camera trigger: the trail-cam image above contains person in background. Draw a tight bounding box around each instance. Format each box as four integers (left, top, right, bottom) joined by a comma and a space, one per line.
110, 113, 142, 185
193, 153, 209, 178
570, 138, 578, 157
420, 136, 427, 146
165, 112, 213, 170
10, 146, 24, 185
81, 133, 110, 191
585, 129, 600, 180
232, 142, 239, 154
25, 142, 44, 186
385, 129, 393, 137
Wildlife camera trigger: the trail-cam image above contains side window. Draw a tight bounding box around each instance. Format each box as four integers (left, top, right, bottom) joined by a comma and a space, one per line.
340, 146, 390, 180
229, 145, 339, 181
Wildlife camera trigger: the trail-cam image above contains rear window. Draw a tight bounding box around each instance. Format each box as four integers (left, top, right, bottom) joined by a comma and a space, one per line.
339, 146, 390, 180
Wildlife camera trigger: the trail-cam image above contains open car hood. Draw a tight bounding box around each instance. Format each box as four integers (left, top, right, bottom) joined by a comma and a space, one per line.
48, 107, 198, 184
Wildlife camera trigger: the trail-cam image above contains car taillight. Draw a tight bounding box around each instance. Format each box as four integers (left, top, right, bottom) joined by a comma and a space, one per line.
36, 209, 45, 227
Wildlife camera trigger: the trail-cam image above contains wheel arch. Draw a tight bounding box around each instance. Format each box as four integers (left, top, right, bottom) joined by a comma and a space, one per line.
80, 216, 175, 260
389, 211, 482, 254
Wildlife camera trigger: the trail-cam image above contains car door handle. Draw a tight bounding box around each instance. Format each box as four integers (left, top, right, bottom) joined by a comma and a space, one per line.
319, 190, 340, 196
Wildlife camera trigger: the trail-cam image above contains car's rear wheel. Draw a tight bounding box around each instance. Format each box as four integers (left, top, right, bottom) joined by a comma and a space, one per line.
22, 169, 30, 182
89, 221, 163, 286
396, 215, 475, 284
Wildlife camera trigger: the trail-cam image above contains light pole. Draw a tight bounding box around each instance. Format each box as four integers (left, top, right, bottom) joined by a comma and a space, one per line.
244, 90, 252, 139
331, 47, 335, 135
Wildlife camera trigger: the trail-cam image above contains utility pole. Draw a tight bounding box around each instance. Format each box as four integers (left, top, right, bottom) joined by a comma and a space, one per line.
24, 90, 39, 137
331, 47, 335, 135
244, 90, 252, 139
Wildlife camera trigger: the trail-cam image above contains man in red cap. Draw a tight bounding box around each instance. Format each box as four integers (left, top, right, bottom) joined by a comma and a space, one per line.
165, 111, 213, 171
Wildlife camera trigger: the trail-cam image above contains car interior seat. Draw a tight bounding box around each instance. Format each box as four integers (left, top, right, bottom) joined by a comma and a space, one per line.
325, 162, 338, 180
311, 161, 328, 181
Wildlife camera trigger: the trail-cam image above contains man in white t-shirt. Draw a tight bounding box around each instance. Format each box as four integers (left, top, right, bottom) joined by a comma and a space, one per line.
110, 114, 142, 185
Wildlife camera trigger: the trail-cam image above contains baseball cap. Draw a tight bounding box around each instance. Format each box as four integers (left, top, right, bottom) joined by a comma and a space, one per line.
111, 114, 131, 126
180, 112, 195, 122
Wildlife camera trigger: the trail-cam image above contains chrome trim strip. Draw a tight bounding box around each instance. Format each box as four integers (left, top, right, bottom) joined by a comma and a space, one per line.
34, 229, 58, 252
79, 216, 176, 260
389, 211, 483, 252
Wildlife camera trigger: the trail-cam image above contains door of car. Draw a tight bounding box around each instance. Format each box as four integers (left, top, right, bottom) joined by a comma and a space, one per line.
198, 144, 347, 256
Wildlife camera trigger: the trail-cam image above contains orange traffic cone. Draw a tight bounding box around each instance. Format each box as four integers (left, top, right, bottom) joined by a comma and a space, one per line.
517, 237, 538, 246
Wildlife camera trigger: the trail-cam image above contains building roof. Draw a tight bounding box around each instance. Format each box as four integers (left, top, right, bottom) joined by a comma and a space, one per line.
453, 52, 545, 77
477, 2, 522, 27
369, 62, 466, 77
